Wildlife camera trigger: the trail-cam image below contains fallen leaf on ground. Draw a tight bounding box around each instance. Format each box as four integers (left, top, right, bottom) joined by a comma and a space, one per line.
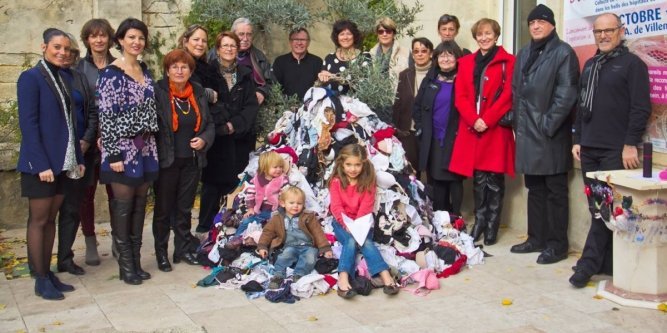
501, 298, 513, 306
307, 316, 318, 321
658, 303, 667, 312
0, 303, 6, 310
52, 320, 63, 325
593, 295, 603, 300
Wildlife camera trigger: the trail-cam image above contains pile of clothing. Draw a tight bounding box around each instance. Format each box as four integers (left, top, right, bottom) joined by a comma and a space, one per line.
196, 88, 484, 300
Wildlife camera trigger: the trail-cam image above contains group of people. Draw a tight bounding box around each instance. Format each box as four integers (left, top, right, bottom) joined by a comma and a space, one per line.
17, 3, 651, 301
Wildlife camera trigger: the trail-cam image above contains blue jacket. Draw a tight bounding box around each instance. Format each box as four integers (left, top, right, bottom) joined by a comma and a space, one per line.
16, 63, 83, 174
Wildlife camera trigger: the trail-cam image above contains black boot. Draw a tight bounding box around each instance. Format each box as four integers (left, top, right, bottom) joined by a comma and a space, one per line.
484, 172, 505, 246
471, 171, 488, 242
130, 196, 151, 280
111, 199, 142, 285
153, 218, 172, 272
172, 211, 201, 266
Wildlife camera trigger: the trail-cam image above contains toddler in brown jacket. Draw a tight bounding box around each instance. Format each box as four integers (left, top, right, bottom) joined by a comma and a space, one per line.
257, 186, 333, 289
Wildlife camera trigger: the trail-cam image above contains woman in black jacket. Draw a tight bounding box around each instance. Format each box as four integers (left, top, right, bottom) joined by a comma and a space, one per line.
153, 49, 215, 271
56, 35, 99, 276
198, 31, 259, 234
178, 24, 218, 104
413, 41, 465, 215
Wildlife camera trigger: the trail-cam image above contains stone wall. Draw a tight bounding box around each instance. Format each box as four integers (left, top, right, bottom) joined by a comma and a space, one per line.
0, 0, 597, 252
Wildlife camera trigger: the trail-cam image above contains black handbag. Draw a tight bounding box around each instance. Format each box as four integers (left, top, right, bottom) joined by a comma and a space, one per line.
495, 62, 514, 128
498, 110, 514, 127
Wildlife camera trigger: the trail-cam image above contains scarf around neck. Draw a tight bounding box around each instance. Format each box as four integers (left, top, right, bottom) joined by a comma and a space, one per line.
523, 30, 556, 74
40, 59, 77, 173
473, 45, 498, 98
169, 80, 201, 132
218, 60, 238, 89
579, 42, 629, 122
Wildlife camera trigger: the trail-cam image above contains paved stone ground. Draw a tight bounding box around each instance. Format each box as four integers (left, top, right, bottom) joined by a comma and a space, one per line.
1, 223, 665, 333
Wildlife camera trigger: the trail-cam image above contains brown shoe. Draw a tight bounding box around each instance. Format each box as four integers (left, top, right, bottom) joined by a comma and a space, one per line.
383, 283, 400, 295
337, 287, 357, 299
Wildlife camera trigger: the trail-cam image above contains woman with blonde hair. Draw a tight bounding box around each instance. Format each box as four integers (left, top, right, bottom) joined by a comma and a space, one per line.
449, 18, 515, 246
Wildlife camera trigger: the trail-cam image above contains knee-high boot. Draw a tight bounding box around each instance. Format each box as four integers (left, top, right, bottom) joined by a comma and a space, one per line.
484, 173, 505, 246
153, 217, 172, 272
471, 171, 488, 242
110, 199, 141, 285
129, 196, 151, 280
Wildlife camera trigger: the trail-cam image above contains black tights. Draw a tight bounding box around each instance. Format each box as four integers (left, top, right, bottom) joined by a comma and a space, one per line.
110, 182, 150, 202
27, 195, 64, 276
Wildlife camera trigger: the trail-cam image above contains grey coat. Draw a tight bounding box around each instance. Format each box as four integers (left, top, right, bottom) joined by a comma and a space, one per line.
512, 34, 579, 175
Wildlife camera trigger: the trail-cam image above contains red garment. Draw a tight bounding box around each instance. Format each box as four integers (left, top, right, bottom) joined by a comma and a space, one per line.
328, 176, 376, 229
450, 46, 515, 177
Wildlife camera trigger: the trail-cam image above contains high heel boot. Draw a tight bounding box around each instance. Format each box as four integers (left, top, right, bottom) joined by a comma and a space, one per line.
111, 199, 142, 285
484, 172, 505, 246
130, 196, 151, 280
471, 171, 488, 242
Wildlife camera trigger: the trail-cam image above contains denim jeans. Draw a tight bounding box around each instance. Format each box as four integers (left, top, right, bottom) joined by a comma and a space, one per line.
332, 220, 389, 276
273, 245, 319, 278
235, 209, 272, 236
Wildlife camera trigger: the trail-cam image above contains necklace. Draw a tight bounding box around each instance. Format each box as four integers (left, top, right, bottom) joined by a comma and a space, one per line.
173, 97, 191, 115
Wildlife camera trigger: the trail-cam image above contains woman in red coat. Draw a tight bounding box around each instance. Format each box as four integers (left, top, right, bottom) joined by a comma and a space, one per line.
450, 18, 515, 245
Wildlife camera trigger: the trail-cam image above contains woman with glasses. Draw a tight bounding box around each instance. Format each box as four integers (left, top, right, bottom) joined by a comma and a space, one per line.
413, 41, 465, 216
152, 49, 214, 271
392, 37, 434, 172
318, 19, 371, 95
449, 18, 515, 246
369, 17, 410, 84
199, 31, 259, 241
437, 14, 471, 55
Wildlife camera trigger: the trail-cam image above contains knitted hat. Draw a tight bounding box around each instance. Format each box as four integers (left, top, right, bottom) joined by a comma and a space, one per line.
527, 4, 555, 27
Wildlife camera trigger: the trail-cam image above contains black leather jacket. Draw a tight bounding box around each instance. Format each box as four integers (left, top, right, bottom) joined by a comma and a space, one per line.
512, 34, 579, 175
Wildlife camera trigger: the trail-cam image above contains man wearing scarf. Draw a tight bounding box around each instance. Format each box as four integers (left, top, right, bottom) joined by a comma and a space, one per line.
570, 13, 651, 288
510, 4, 579, 265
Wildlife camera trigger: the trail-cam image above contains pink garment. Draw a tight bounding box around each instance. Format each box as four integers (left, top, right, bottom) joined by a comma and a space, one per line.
245, 174, 287, 212
328, 176, 376, 229
400, 269, 440, 296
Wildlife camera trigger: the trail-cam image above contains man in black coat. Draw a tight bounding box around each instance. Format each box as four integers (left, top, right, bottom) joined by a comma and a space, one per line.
510, 4, 579, 264
570, 13, 651, 287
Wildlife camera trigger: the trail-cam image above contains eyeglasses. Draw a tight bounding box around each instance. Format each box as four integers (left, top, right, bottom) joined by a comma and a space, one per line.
438, 53, 455, 60
377, 29, 394, 35
236, 32, 253, 38
290, 38, 309, 43
412, 49, 430, 55
592, 26, 623, 36
219, 44, 238, 50
169, 64, 190, 72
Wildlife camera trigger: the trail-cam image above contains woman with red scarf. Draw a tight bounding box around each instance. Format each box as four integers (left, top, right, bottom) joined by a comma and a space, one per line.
450, 18, 515, 246
153, 49, 215, 272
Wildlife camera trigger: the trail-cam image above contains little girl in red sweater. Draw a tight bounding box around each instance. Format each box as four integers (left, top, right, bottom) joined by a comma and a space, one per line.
328, 144, 399, 298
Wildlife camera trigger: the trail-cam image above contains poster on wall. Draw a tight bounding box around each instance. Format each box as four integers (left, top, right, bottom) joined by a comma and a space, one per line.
564, 0, 667, 151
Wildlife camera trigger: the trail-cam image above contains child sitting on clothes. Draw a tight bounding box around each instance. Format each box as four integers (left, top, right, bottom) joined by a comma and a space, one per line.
257, 186, 333, 289
236, 151, 289, 236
